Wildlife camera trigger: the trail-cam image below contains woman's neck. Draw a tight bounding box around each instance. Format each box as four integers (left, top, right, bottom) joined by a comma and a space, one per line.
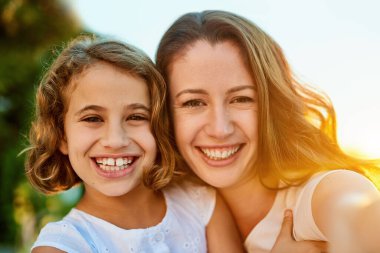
218, 176, 277, 240
76, 183, 166, 230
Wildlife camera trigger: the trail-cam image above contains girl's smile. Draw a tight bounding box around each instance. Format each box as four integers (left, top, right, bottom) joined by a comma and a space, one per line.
60, 61, 157, 197
91, 155, 138, 178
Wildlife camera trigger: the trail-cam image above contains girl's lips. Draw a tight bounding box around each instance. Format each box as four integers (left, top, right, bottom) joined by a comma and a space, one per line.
95, 157, 134, 167
91, 156, 139, 178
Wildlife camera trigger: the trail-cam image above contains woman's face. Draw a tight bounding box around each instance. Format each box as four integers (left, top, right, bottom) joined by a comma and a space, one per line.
168, 40, 258, 189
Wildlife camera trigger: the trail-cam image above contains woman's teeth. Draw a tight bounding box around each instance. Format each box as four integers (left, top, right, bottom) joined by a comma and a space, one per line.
200, 146, 239, 160
95, 157, 133, 171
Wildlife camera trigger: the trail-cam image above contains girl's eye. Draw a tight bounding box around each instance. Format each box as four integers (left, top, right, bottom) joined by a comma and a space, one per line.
231, 96, 254, 103
182, 99, 205, 108
127, 114, 148, 121
82, 116, 102, 123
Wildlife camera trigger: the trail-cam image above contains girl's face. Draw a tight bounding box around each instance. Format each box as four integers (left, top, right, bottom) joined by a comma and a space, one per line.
168, 40, 258, 189
60, 62, 157, 197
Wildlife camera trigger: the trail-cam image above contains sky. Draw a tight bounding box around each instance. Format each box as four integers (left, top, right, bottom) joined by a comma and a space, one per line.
66, 0, 380, 158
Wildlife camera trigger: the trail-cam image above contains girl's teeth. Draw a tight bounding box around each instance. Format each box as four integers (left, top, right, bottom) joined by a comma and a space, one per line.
96, 157, 134, 171
116, 158, 123, 166
107, 158, 114, 166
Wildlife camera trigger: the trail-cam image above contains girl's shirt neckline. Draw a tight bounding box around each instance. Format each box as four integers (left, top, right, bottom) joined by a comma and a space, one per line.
71, 190, 170, 233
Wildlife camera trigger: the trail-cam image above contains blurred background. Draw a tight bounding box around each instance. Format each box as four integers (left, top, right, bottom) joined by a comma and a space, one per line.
1, 0, 379, 252
1, 1, 83, 252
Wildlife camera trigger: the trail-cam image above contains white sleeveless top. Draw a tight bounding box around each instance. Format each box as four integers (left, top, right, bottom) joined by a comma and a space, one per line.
244, 169, 375, 253
32, 181, 216, 253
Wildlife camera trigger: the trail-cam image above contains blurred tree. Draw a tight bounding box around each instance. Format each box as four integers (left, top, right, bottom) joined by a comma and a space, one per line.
0, 0, 82, 250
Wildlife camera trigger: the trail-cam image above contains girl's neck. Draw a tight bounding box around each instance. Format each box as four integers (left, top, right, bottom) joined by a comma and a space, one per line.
218, 176, 277, 240
76, 183, 166, 230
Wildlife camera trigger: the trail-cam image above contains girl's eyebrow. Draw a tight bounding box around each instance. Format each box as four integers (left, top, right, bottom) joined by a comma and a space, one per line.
75, 105, 104, 116
128, 103, 151, 112
75, 103, 150, 116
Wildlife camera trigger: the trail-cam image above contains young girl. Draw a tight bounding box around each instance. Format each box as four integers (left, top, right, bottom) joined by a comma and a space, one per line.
25, 35, 244, 253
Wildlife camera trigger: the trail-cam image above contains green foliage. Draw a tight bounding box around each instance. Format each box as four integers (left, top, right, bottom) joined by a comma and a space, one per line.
0, 0, 83, 250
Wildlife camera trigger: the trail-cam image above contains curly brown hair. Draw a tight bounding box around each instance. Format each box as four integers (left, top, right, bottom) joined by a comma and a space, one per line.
26, 35, 175, 194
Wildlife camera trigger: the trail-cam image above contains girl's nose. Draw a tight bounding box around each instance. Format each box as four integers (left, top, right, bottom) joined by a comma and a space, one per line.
100, 122, 130, 148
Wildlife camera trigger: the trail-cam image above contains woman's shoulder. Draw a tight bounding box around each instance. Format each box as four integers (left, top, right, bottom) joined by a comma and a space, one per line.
303, 169, 375, 194
290, 169, 370, 193
291, 169, 376, 240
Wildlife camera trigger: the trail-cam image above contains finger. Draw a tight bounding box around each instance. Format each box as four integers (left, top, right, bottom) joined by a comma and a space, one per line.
278, 209, 293, 238
298, 240, 329, 252
312, 241, 328, 251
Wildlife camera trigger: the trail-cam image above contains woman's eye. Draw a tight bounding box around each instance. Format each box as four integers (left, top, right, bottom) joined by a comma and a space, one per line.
182, 99, 205, 108
82, 116, 102, 123
231, 96, 254, 103
127, 114, 148, 121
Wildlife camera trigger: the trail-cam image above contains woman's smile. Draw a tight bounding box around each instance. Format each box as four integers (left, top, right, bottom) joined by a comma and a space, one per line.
169, 40, 258, 189
198, 145, 241, 160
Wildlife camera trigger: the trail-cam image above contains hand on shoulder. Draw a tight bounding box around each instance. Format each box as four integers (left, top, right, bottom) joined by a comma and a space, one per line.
272, 209, 327, 253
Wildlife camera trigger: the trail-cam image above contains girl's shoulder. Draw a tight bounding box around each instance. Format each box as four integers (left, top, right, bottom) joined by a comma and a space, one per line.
166, 178, 215, 196
32, 209, 96, 252
164, 179, 216, 225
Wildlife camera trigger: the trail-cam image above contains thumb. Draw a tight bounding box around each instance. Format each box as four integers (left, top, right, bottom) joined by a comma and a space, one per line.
278, 209, 294, 239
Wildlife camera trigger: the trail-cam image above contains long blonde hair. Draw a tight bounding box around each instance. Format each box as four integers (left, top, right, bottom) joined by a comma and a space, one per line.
156, 10, 378, 188
26, 35, 176, 194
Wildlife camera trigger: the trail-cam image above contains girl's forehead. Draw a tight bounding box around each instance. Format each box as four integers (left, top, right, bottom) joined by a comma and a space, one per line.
63, 62, 150, 108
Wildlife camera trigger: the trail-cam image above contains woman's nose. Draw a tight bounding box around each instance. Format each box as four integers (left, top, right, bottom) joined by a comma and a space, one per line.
204, 106, 234, 139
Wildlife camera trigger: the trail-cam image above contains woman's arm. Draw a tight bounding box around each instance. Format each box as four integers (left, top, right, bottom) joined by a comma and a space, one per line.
312, 170, 380, 253
206, 193, 245, 253
271, 210, 328, 253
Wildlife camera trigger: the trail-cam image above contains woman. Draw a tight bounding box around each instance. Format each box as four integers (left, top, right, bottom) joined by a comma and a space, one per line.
156, 10, 380, 253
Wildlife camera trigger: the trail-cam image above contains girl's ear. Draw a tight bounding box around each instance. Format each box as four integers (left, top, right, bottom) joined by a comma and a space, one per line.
59, 136, 68, 155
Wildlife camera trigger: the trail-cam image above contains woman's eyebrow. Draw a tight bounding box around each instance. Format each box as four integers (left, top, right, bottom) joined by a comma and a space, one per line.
175, 89, 207, 98
227, 85, 255, 94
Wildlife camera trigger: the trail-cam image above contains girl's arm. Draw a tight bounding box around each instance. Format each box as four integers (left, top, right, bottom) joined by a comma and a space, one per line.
207, 196, 330, 253
312, 170, 380, 253
271, 210, 328, 253
32, 246, 66, 253
206, 193, 245, 253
